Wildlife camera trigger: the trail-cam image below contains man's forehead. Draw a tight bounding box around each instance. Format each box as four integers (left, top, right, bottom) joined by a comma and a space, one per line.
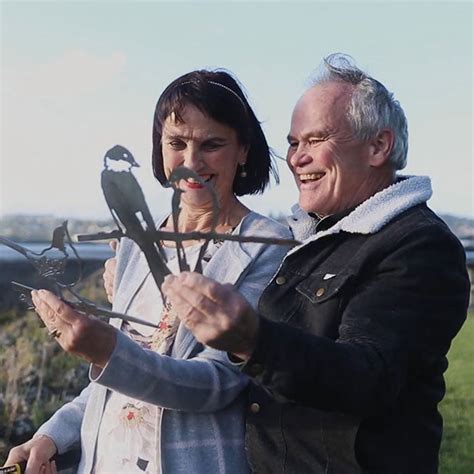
289, 82, 353, 133
298, 82, 353, 111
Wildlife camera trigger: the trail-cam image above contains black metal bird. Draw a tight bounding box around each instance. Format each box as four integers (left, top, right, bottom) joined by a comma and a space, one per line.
0, 221, 81, 292
101, 145, 170, 290
3, 221, 159, 329
167, 166, 220, 273
101, 145, 156, 234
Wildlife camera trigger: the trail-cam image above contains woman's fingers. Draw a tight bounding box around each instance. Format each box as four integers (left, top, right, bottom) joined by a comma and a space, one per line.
4, 435, 57, 474
4, 443, 28, 467
103, 240, 118, 303
162, 273, 224, 325
163, 272, 229, 303
41, 460, 57, 474
103, 257, 117, 303
25, 436, 57, 474
30, 290, 117, 366
162, 272, 257, 357
31, 290, 79, 329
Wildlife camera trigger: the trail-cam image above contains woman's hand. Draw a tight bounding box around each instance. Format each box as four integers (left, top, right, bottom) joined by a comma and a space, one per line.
162, 272, 259, 360
4, 435, 57, 474
31, 290, 117, 368
103, 240, 118, 304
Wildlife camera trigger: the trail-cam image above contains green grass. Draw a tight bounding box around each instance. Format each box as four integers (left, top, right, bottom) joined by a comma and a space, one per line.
439, 313, 474, 474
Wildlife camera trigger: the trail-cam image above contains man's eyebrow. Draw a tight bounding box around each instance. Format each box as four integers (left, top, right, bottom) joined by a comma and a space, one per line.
287, 130, 328, 142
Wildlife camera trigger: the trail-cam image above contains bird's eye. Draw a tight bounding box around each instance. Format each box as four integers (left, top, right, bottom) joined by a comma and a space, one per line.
123, 153, 128, 158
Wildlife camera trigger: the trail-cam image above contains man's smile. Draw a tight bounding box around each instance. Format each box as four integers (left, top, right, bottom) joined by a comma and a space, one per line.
298, 172, 325, 184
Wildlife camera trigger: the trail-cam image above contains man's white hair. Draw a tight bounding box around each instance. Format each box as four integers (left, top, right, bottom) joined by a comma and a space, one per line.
309, 53, 408, 170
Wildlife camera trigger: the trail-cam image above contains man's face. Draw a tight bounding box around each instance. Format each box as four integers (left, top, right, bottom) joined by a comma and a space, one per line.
287, 82, 384, 216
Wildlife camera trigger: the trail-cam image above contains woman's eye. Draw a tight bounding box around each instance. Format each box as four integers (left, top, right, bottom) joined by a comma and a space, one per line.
202, 142, 223, 151
169, 141, 185, 150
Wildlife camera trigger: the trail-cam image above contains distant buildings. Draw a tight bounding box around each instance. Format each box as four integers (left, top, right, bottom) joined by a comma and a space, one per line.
1, 213, 473, 309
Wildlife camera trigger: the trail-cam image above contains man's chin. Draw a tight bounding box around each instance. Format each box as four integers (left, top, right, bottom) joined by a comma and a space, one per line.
299, 198, 320, 215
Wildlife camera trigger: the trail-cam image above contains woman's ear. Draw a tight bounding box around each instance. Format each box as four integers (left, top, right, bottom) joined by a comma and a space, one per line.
239, 144, 250, 166
369, 129, 394, 167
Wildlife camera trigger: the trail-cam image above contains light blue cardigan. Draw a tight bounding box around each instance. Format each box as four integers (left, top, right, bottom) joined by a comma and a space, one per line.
36, 212, 292, 473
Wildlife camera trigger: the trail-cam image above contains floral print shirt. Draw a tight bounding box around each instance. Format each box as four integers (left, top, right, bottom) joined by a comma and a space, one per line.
93, 239, 224, 473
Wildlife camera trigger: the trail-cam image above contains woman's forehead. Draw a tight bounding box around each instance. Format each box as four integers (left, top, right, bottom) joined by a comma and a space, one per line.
162, 107, 236, 140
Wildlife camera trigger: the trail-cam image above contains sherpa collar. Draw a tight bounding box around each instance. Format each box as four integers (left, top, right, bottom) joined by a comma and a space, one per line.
287, 175, 432, 254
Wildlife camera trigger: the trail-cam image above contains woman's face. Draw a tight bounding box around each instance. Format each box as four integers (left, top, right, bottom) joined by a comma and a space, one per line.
161, 104, 248, 209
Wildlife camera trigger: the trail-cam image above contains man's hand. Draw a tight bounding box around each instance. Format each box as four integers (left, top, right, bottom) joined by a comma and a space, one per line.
162, 272, 259, 360
4, 435, 57, 474
31, 290, 117, 368
103, 240, 118, 304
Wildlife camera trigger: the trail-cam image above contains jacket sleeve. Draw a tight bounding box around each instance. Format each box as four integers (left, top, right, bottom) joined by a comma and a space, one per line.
91, 228, 292, 413
243, 223, 470, 416
34, 383, 92, 454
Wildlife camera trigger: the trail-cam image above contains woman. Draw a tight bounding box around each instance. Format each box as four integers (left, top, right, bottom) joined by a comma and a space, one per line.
5, 70, 292, 474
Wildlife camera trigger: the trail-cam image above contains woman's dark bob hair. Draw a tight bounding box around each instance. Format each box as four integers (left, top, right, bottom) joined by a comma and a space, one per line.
152, 69, 278, 196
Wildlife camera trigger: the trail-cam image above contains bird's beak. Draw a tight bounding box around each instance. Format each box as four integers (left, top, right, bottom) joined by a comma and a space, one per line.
132, 161, 140, 168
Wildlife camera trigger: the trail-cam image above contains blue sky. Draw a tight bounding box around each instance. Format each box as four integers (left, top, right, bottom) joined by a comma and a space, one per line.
1, 1, 472, 219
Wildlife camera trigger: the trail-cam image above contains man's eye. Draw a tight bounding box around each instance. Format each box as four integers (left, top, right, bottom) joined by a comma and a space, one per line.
288, 141, 298, 149
309, 138, 323, 146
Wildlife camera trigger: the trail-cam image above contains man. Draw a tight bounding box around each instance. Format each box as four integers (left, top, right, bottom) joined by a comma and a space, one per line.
162, 54, 470, 473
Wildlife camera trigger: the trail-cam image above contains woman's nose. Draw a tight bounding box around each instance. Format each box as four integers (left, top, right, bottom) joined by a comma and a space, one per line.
183, 147, 202, 168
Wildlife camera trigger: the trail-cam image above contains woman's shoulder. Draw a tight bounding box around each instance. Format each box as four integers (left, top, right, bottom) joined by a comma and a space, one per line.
239, 211, 293, 239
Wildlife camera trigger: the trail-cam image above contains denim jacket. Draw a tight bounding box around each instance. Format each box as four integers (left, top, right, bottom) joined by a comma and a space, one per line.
243, 177, 470, 474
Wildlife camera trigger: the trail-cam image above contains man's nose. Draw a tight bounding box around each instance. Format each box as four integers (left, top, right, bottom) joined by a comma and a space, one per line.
288, 144, 313, 169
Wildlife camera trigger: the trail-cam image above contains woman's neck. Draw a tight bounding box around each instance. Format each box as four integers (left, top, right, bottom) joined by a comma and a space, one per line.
169, 197, 250, 234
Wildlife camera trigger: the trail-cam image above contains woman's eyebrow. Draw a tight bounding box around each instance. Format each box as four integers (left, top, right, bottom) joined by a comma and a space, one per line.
202, 136, 228, 142
163, 133, 188, 140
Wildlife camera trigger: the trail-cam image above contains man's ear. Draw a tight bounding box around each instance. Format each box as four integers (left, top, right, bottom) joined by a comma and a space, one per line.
368, 129, 394, 167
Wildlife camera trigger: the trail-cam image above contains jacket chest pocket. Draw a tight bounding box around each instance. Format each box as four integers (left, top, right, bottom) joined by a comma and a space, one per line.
291, 271, 355, 336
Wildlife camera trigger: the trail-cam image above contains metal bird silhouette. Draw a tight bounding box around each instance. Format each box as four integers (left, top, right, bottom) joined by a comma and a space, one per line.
3, 145, 297, 331
166, 167, 220, 273
0, 221, 81, 291
101, 145, 170, 291
1, 220, 159, 328
79, 146, 299, 277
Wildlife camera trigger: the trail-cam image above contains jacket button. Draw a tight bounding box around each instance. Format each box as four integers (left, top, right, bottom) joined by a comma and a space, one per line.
250, 403, 261, 414
315, 287, 325, 297
275, 276, 287, 285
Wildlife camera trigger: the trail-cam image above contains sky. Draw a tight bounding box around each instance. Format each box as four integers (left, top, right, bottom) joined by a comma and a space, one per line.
1, 0, 472, 220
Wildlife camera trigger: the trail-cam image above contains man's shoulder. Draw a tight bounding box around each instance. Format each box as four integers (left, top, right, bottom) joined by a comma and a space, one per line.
375, 203, 465, 255
384, 203, 457, 237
